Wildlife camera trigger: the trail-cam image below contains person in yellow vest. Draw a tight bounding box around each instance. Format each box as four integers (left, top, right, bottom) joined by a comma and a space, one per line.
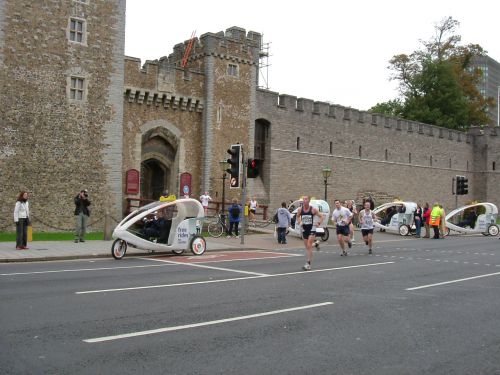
429, 202, 443, 239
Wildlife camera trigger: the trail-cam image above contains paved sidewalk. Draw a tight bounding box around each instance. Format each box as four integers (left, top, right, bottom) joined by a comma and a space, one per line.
0, 228, 305, 263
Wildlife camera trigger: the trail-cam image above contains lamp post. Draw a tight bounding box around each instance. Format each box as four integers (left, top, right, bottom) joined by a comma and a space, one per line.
219, 160, 229, 218
322, 167, 332, 201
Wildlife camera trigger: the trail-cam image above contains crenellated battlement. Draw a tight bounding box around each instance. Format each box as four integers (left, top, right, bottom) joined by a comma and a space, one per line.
259, 89, 484, 144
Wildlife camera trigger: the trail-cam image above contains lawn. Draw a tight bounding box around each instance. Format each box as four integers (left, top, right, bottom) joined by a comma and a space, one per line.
0, 232, 104, 242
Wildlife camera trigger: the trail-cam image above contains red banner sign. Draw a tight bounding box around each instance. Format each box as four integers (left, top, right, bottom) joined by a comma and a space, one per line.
126, 169, 140, 194
179, 172, 192, 197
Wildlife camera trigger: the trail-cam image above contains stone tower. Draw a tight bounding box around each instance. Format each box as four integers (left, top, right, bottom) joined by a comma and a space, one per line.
0, 0, 126, 230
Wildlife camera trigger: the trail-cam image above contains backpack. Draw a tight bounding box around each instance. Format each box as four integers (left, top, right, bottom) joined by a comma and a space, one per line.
230, 205, 240, 219
273, 211, 279, 223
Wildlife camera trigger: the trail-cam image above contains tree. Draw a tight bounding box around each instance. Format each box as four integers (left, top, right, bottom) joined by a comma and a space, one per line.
369, 17, 494, 129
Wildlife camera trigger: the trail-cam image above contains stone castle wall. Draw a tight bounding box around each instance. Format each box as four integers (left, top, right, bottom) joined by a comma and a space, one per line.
0, 0, 125, 231
256, 90, 500, 212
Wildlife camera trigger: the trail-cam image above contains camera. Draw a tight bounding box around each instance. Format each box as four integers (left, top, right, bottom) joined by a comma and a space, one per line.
84, 193, 88, 198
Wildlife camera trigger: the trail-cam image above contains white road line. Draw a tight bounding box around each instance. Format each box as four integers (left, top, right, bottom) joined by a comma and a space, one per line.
406, 271, 500, 291
83, 301, 334, 343
76, 261, 394, 295
143, 257, 269, 277
0, 263, 173, 276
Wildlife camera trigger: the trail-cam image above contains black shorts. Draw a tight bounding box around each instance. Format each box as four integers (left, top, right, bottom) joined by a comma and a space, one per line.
302, 228, 316, 239
361, 229, 374, 236
336, 225, 350, 236
250, 209, 256, 214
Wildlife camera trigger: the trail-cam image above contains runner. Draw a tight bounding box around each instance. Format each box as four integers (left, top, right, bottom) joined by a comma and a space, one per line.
331, 199, 353, 256
346, 200, 357, 243
358, 200, 378, 254
249, 197, 258, 225
296, 196, 323, 271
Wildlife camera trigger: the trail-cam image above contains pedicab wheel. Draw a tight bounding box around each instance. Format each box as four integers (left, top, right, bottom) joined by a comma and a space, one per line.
487, 224, 499, 236
111, 239, 127, 260
399, 224, 410, 236
172, 248, 185, 255
207, 222, 224, 238
190, 235, 206, 255
320, 227, 329, 242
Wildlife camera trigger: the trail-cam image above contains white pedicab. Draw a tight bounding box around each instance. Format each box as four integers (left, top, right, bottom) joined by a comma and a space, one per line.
445, 202, 499, 237
287, 199, 331, 241
373, 201, 417, 236
111, 198, 206, 260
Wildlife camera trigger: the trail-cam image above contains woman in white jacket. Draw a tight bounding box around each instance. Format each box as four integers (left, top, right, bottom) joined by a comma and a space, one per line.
14, 191, 30, 250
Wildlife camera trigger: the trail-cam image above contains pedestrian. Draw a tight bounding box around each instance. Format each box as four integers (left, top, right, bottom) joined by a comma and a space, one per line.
346, 200, 357, 243
422, 202, 431, 238
414, 203, 423, 238
199, 191, 212, 216
276, 202, 291, 244
429, 202, 442, 239
227, 198, 242, 238
13, 191, 30, 250
296, 196, 323, 270
74, 189, 91, 243
249, 197, 258, 225
331, 199, 353, 256
359, 200, 377, 254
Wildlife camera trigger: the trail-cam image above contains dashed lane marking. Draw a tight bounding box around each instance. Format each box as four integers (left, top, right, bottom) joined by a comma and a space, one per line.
406, 271, 500, 291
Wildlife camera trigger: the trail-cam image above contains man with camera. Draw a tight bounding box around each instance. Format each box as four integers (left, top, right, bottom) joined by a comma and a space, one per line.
74, 189, 91, 243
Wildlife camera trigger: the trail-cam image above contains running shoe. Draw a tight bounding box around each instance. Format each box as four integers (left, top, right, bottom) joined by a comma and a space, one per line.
368, 249, 372, 255
302, 263, 311, 271
314, 240, 320, 251
341, 251, 347, 256
347, 240, 352, 249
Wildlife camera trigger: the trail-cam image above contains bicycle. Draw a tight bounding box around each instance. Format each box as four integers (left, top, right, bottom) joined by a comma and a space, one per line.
207, 213, 230, 237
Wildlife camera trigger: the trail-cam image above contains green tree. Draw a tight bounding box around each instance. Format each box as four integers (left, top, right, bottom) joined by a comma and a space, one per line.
370, 17, 493, 129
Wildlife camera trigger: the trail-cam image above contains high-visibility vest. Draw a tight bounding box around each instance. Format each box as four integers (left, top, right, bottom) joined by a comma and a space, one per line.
429, 206, 441, 226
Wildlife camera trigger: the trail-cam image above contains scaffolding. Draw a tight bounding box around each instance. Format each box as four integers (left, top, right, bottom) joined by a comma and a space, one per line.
258, 36, 271, 90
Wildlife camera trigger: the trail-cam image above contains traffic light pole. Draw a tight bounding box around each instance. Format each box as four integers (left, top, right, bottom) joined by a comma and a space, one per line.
453, 176, 458, 209
240, 148, 247, 245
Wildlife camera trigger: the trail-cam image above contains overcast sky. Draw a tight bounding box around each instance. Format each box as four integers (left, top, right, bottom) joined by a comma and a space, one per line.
125, 0, 499, 111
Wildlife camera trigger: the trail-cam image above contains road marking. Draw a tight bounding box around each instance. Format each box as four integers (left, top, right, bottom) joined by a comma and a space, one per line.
76, 261, 394, 295
83, 302, 334, 343
406, 271, 500, 291
143, 257, 269, 277
0, 263, 174, 276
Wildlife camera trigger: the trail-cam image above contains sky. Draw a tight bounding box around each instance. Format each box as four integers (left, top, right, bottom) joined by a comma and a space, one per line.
124, 0, 499, 111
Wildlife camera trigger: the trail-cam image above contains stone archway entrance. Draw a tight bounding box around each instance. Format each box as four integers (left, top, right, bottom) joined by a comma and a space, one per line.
141, 127, 179, 200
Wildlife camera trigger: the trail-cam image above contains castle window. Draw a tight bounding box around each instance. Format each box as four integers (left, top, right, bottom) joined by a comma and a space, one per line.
296, 137, 300, 150
69, 18, 86, 44
493, 161, 496, 171
227, 64, 238, 77
69, 77, 85, 101
329, 142, 333, 154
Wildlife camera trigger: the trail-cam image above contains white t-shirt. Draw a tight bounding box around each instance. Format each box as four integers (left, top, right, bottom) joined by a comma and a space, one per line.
250, 200, 258, 210
359, 209, 375, 230
200, 194, 212, 207
331, 207, 352, 226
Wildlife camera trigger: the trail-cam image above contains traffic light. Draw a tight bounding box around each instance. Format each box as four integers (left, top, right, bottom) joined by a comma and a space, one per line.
226, 144, 241, 188
247, 158, 260, 178
456, 175, 469, 195
462, 176, 468, 195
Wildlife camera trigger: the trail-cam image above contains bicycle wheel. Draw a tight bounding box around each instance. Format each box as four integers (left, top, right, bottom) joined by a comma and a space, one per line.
208, 221, 224, 237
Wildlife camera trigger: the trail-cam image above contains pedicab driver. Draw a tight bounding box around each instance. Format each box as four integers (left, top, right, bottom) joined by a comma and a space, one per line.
297, 196, 323, 271
331, 199, 353, 256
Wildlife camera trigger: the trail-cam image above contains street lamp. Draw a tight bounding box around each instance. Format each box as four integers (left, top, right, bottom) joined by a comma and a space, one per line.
219, 160, 229, 218
322, 167, 332, 201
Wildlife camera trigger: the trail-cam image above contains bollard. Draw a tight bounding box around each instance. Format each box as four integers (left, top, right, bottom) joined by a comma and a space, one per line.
27, 224, 33, 242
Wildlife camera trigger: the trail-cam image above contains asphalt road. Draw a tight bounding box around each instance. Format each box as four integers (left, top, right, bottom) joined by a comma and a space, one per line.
1, 234, 499, 374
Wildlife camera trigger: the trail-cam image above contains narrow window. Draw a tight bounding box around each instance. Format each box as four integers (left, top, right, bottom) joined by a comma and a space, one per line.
409, 153, 412, 164
216, 105, 222, 124
329, 142, 333, 154
493, 161, 496, 171
70, 77, 84, 100
227, 64, 238, 77
358, 145, 362, 158
385, 149, 388, 161
430, 155, 433, 166
449, 158, 452, 168
69, 18, 85, 43
296, 137, 300, 150
466, 160, 469, 171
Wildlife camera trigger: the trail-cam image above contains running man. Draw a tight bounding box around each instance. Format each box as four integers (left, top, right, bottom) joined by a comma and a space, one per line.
331, 199, 353, 256
297, 196, 323, 271
359, 200, 378, 254
199, 191, 212, 216
249, 197, 258, 225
